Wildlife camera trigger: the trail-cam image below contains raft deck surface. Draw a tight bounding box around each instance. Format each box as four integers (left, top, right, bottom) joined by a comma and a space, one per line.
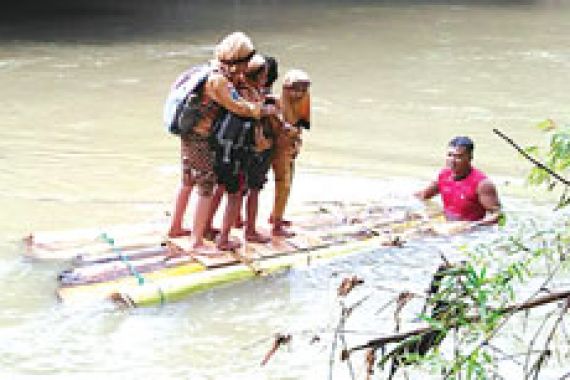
27, 201, 448, 307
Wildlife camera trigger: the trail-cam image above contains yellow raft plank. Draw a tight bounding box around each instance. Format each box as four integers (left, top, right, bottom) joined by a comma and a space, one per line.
57, 262, 205, 304
117, 237, 384, 307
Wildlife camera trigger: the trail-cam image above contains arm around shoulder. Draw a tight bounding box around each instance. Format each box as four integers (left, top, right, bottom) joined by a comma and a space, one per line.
206, 73, 262, 119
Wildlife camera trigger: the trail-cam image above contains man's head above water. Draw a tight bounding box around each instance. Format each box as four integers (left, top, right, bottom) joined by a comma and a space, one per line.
449, 136, 474, 156
446, 136, 474, 178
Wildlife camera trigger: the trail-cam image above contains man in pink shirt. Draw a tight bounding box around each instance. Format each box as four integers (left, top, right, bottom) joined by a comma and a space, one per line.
415, 136, 501, 228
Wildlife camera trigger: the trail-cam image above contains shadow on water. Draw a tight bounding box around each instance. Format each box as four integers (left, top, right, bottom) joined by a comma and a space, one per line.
0, 0, 544, 43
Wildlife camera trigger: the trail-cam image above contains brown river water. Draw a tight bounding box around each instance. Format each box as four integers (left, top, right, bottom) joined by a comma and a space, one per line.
0, 0, 569, 378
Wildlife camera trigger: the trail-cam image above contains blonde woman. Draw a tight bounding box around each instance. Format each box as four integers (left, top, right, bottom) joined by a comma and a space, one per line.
168, 32, 277, 252
270, 69, 311, 237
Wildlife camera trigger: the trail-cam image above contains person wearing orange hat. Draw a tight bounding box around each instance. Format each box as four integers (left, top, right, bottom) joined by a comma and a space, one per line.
270, 69, 311, 237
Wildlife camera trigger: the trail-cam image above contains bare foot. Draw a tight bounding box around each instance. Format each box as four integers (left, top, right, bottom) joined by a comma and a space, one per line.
234, 218, 244, 229
203, 227, 220, 241
269, 216, 292, 227
245, 231, 271, 243
162, 245, 184, 261
216, 237, 242, 251
167, 228, 191, 238
272, 226, 296, 238
192, 242, 223, 256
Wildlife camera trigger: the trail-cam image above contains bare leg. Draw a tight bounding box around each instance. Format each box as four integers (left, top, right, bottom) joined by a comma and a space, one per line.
204, 185, 224, 240
269, 215, 292, 227
245, 189, 270, 243
168, 184, 193, 238
217, 192, 242, 251
191, 194, 216, 252
234, 191, 245, 228
271, 157, 295, 237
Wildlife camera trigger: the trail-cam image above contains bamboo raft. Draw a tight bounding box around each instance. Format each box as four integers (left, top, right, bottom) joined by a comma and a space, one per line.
24, 201, 449, 307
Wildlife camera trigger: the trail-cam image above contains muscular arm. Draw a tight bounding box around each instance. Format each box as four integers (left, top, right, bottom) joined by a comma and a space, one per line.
205, 74, 262, 119
414, 180, 439, 200
474, 179, 501, 226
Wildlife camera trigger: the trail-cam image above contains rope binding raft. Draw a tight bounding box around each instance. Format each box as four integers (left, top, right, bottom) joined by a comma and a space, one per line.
99, 232, 166, 306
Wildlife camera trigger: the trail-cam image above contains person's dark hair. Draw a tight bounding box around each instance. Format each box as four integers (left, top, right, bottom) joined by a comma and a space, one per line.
264, 55, 278, 89
449, 136, 474, 156
245, 65, 265, 82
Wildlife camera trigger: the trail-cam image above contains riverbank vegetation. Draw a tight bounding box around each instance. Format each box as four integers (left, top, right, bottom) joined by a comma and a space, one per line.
265, 122, 570, 379
350, 122, 570, 379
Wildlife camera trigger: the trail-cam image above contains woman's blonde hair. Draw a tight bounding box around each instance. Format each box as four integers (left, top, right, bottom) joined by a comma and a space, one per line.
214, 31, 255, 64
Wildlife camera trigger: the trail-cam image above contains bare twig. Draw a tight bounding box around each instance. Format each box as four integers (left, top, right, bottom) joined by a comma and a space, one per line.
339, 330, 356, 380
343, 290, 570, 357
524, 308, 558, 375
394, 292, 415, 331
365, 349, 376, 380
330, 303, 350, 380
375, 297, 397, 316
493, 128, 570, 186
527, 298, 570, 380
442, 261, 566, 378
260, 333, 291, 366
338, 276, 364, 297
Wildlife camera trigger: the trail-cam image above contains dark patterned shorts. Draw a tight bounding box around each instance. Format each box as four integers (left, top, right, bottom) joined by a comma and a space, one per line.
181, 132, 215, 196
245, 149, 273, 191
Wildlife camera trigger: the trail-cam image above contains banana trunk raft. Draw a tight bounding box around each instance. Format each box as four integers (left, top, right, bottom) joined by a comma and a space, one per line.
24, 202, 449, 307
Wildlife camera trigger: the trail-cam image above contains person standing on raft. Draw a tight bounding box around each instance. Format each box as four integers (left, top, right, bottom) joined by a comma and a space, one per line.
270, 69, 311, 237
167, 31, 277, 252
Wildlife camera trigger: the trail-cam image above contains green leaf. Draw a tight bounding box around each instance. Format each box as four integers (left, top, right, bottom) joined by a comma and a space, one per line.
536, 119, 556, 131
482, 351, 493, 364
498, 212, 507, 227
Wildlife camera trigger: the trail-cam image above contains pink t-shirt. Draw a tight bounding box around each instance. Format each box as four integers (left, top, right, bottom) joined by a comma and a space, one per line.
438, 167, 487, 221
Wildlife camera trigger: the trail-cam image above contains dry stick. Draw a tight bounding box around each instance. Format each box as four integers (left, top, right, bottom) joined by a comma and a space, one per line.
339, 329, 356, 380
523, 308, 559, 376
365, 349, 376, 380
487, 344, 525, 367
523, 309, 530, 335
491, 349, 552, 365
394, 292, 415, 332
374, 283, 426, 299
492, 128, 570, 186
260, 333, 291, 366
338, 276, 364, 297
343, 290, 570, 356
375, 297, 398, 316
560, 317, 570, 345
527, 298, 570, 380
329, 303, 349, 380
